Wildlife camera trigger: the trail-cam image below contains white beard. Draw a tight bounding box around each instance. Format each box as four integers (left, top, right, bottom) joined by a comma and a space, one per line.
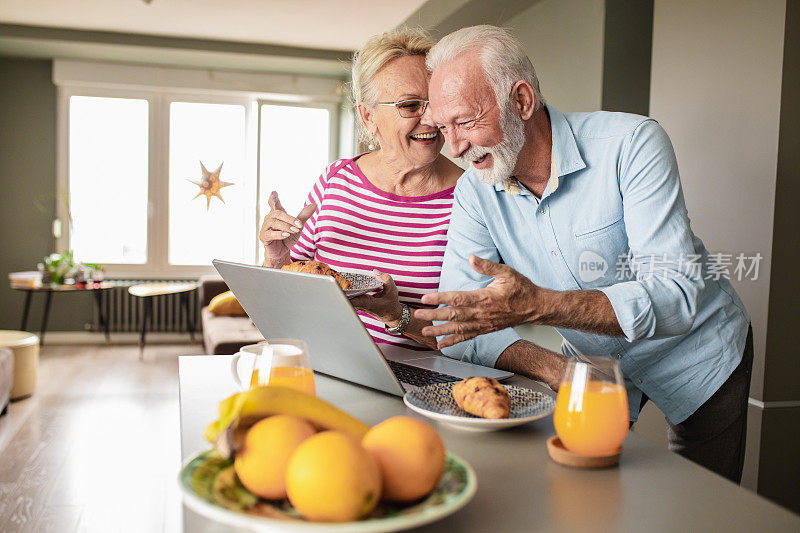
457, 102, 526, 185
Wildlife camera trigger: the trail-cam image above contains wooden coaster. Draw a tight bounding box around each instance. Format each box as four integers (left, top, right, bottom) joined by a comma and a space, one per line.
547, 436, 621, 468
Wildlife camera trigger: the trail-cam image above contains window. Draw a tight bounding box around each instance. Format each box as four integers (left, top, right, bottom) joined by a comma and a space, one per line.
68, 96, 149, 264
259, 104, 331, 215
168, 101, 249, 266
57, 63, 344, 277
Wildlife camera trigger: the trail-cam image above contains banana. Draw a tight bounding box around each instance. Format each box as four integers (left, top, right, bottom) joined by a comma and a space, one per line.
204, 386, 370, 447
204, 391, 247, 442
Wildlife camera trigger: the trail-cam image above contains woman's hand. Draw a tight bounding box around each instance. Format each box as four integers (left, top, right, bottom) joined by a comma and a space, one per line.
353, 270, 440, 349
259, 191, 316, 268
350, 270, 404, 326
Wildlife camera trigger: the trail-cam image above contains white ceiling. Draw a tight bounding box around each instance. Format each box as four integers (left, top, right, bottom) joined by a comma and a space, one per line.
0, 0, 428, 51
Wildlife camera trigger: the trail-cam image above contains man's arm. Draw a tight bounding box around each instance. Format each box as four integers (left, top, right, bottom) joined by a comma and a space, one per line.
535, 287, 623, 336
417, 255, 623, 347
495, 340, 567, 391
419, 120, 703, 346
596, 119, 704, 341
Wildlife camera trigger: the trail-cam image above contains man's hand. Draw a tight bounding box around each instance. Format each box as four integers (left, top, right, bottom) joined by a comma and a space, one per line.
415, 255, 542, 348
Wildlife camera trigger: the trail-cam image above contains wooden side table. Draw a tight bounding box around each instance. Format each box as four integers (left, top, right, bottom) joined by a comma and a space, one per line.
10, 280, 115, 345
128, 282, 198, 360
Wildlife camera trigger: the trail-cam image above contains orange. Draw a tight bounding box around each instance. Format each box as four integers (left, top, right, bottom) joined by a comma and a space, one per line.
286, 431, 381, 522
362, 416, 446, 502
233, 415, 316, 499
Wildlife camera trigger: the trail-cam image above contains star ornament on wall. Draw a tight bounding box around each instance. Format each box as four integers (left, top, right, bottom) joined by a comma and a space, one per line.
187, 161, 234, 209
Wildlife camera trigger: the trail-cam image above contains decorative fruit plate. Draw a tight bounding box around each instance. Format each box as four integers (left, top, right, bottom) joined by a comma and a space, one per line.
340, 273, 383, 299
404, 382, 555, 432
180, 449, 477, 532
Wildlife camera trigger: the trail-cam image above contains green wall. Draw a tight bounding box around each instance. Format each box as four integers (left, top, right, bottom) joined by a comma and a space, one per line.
757, 0, 800, 513
602, 0, 653, 115
505, 0, 606, 112
0, 57, 94, 333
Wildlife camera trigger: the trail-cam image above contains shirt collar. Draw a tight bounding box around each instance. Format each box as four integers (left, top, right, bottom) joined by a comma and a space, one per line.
547, 105, 586, 178
495, 176, 533, 195
493, 105, 586, 196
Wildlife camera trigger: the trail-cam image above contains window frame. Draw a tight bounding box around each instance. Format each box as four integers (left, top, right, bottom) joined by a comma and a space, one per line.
56, 70, 343, 279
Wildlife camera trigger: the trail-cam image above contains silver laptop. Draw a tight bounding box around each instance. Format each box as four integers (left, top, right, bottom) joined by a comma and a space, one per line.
212, 259, 512, 396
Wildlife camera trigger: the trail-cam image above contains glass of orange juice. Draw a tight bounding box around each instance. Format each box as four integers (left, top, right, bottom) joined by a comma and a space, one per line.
553, 356, 628, 456
247, 338, 315, 396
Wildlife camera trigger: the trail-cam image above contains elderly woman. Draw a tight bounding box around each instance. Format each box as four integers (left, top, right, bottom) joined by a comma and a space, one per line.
259, 28, 462, 350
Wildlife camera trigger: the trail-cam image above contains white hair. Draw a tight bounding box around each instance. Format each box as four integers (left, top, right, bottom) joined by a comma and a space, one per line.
426, 25, 545, 111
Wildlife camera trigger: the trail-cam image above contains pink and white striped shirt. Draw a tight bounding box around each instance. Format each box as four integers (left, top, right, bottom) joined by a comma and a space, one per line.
290, 155, 455, 349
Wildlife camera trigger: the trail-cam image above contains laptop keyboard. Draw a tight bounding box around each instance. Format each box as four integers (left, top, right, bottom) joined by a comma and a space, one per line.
386, 360, 462, 387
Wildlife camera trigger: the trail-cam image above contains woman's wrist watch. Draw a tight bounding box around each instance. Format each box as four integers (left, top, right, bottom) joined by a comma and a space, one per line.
384, 304, 411, 335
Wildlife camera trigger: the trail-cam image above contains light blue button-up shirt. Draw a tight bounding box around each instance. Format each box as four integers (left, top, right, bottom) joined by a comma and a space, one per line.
439, 106, 750, 424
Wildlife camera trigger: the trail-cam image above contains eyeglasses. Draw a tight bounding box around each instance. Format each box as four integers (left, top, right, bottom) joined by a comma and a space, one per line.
375, 98, 429, 118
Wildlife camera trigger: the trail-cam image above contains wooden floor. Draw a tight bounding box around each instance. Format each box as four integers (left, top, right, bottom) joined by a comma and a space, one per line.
0, 342, 204, 533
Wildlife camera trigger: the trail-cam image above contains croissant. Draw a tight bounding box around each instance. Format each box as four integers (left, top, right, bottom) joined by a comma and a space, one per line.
452, 377, 511, 419
280, 260, 352, 290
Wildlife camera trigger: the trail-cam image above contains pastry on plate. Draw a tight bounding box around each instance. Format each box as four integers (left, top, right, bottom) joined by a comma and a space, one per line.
452, 377, 511, 419
281, 260, 352, 290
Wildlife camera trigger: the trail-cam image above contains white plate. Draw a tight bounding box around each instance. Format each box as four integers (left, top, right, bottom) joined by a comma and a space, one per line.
340, 272, 383, 298
404, 382, 555, 432
180, 450, 477, 532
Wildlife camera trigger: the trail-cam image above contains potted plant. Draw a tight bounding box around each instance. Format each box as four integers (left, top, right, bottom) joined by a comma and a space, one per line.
41, 252, 103, 286
42, 252, 74, 285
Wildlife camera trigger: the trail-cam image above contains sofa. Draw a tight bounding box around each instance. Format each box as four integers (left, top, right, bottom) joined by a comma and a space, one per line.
0, 347, 13, 416
199, 275, 264, 355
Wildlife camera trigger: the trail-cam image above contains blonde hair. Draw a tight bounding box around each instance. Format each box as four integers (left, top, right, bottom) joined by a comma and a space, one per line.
350, 27, 433, 143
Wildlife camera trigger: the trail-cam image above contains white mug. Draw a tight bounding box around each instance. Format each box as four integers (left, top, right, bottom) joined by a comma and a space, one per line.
230, 339, 311, 391
230, 342, 269, 390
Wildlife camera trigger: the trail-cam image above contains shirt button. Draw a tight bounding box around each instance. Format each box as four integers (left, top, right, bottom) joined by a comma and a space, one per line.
637, 378, 643, 384
616, 354, 622, 359
551, 250, 557, 256
540, 208, 546, 214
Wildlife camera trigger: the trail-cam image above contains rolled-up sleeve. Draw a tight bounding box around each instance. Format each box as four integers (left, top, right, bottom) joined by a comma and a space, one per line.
437, 178, 521, 367
600, 120, 704, 341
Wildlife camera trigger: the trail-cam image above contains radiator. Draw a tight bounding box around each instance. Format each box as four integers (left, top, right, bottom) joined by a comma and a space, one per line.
92, 280, 200, 333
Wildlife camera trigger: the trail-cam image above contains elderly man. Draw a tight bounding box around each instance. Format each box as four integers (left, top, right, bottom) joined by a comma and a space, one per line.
415, 25, 752, 482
